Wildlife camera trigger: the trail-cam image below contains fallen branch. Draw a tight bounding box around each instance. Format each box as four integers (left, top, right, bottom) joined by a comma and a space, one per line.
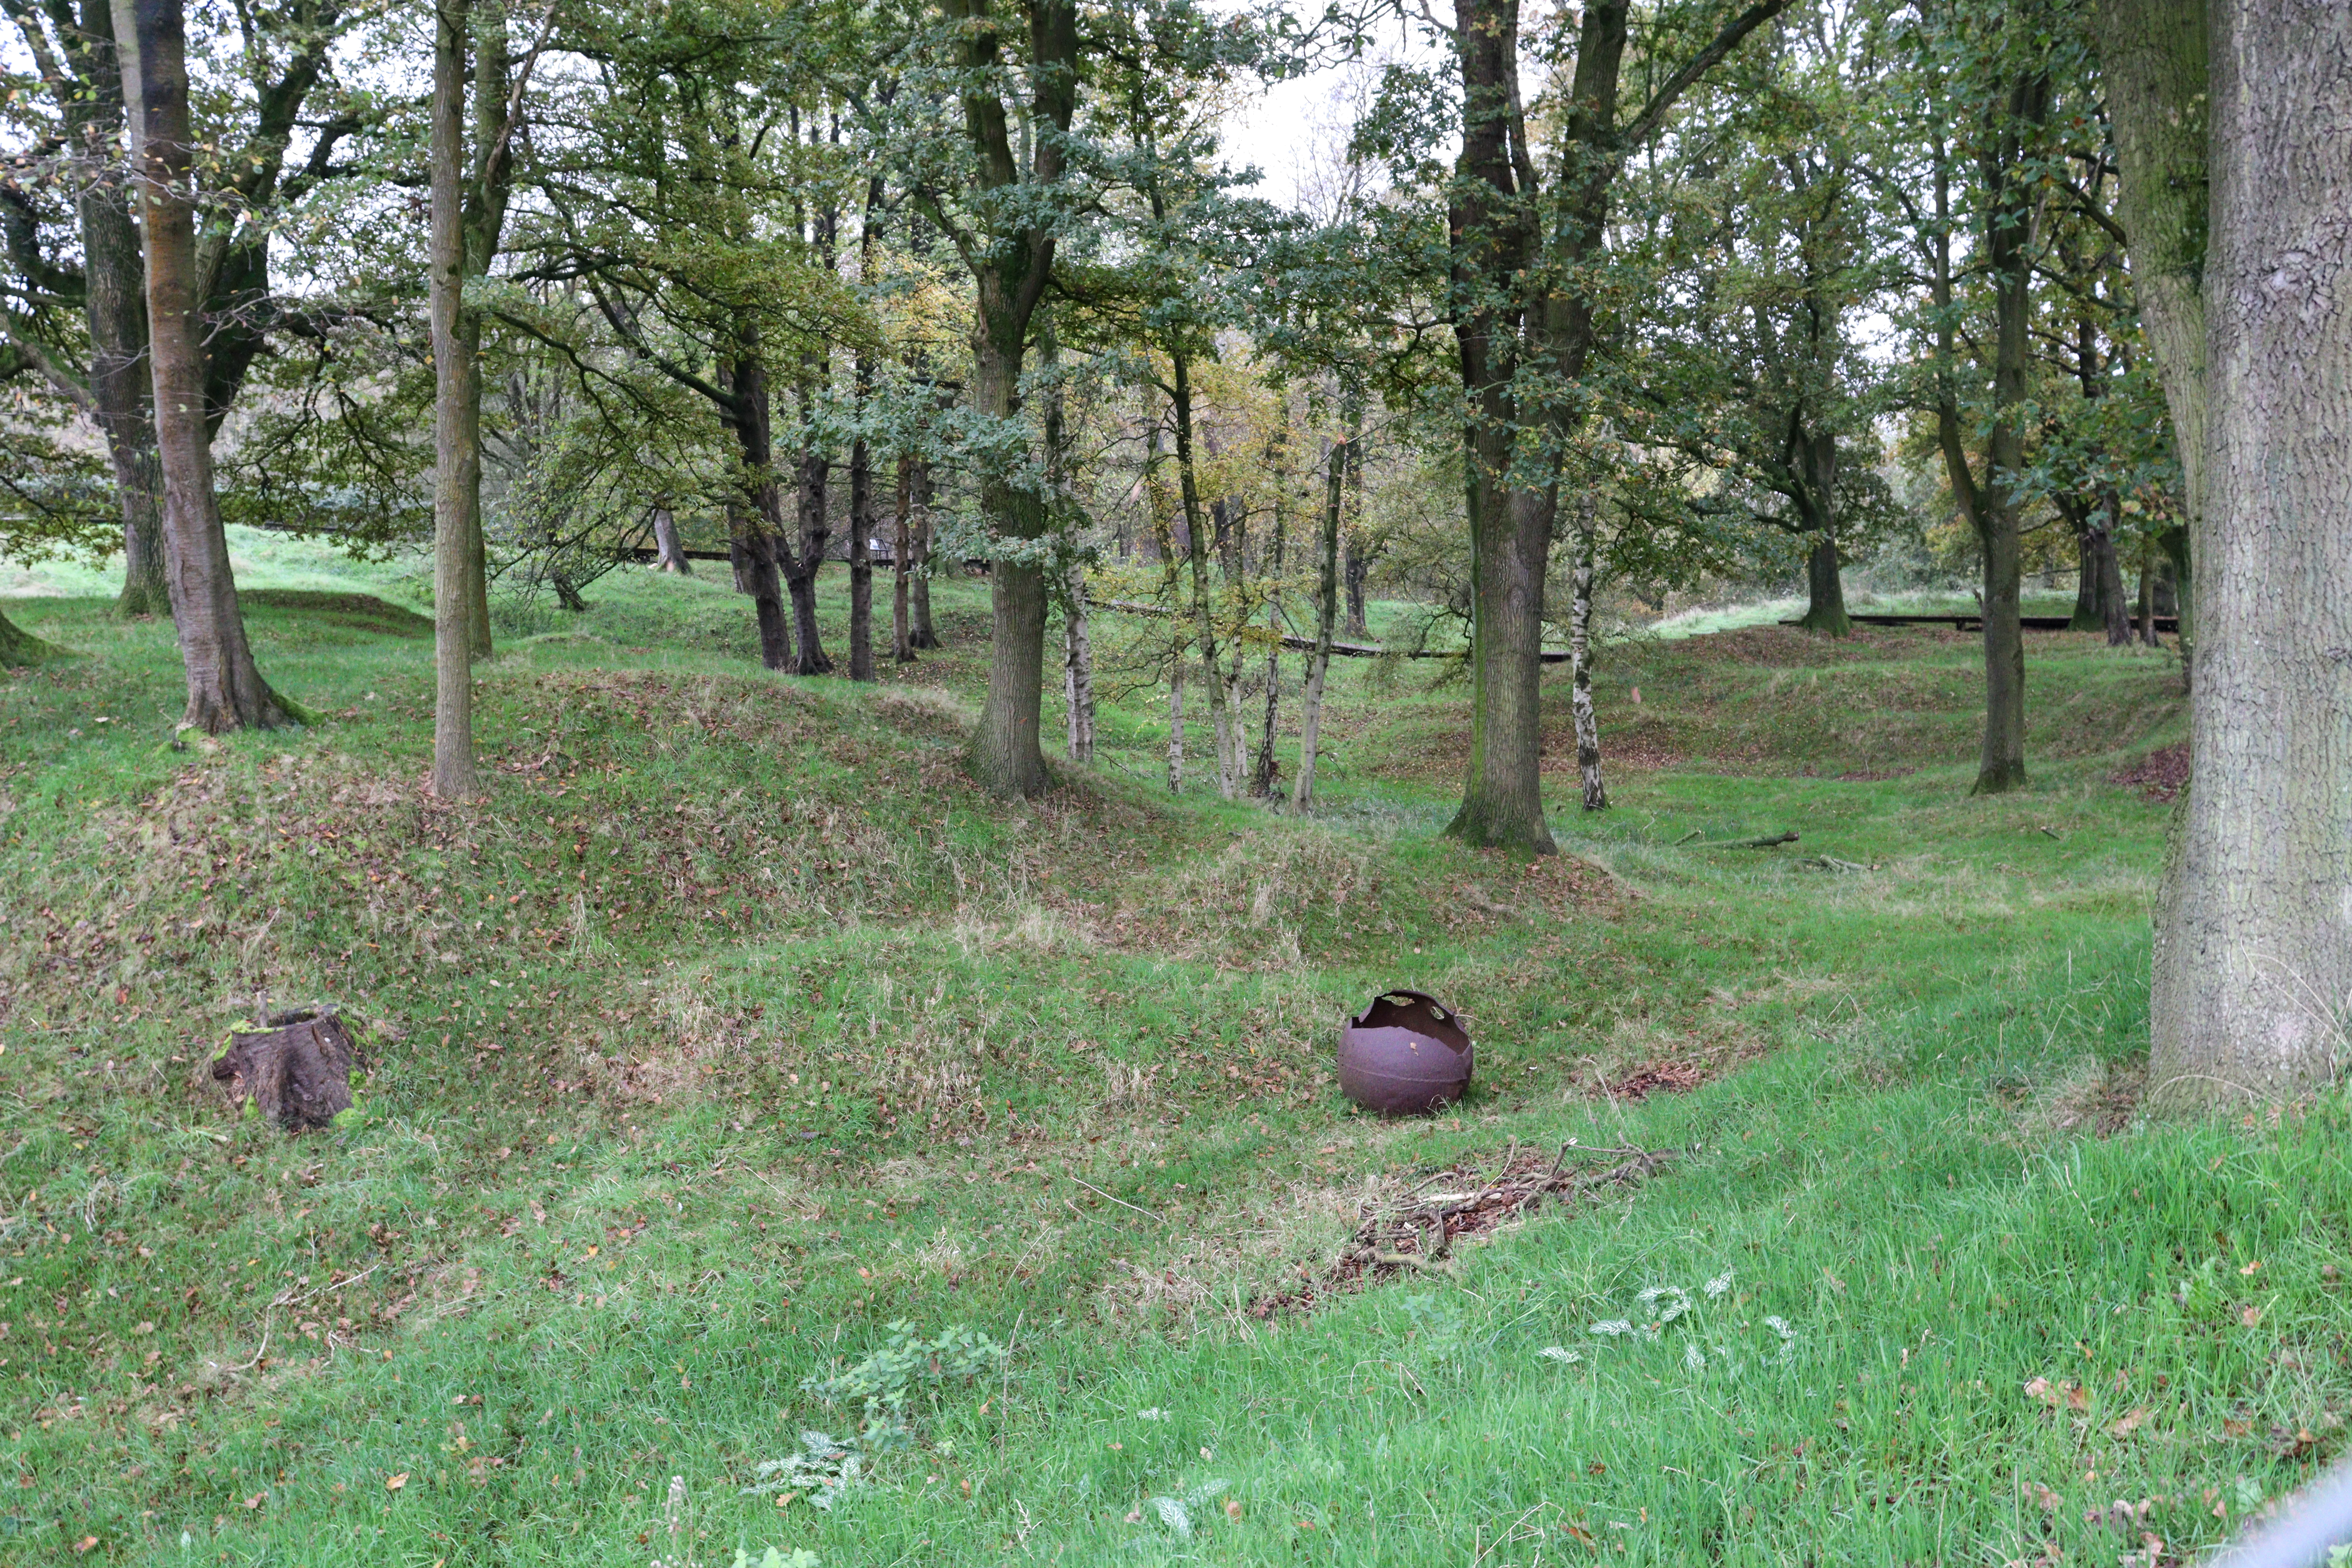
1692, 830, 1799, 850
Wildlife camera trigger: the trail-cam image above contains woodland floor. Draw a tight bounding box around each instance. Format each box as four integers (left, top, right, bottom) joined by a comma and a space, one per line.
3, 540, 2345, 1567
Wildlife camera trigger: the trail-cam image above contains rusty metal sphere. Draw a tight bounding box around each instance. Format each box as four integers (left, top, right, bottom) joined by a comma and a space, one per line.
1338, 990, 1473, 1115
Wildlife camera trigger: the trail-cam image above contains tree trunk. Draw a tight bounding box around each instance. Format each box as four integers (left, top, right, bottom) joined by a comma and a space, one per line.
783, 449, 832, 675
950, 0, 1076, 799
721, 339, 793, 672
908, 454, 940, 649
1569, 495, 1608, 811
1798, 536, 1849, 636
0, 604, 68, 666
652, 506, 690, 573
1170, 357, 1238, 800
847, 436, 874, 681
1060, 563, 1094, 762
430, 0, 480, 797
1793, 431, 1850, 636
728, 501, 791, 670
1342, 536, 1368, 637
116, 0, 291, 733
965, 321, 1051, 795
2135, 532, 2158, 646
2093, 501, 2131, 646
1166, 660, 1185, 794
891, 456, 914, 661
1448, 477, 1557, 851
2147, 0, 2352, 1105
1250, 432, 1289, 799
76, 112, 167, 618
2092, 0, 2206, 654
1292, 434, 1347, 816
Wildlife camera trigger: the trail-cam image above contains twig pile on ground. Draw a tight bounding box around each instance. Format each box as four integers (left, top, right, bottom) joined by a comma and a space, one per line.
1251, 1142, 1675, 1319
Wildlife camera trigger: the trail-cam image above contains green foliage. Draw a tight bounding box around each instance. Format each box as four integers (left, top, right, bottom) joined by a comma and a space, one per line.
800, 1321, 1011, 1445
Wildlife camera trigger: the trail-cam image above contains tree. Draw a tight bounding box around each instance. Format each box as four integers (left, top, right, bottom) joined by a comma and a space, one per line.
1437, 0, 1788, 856
1882, 0, 2074, 795
2089, 0, 2200, 644
1622, 10, 1893, 637
2141, 0, 2352, 1102
115, 0, 293, 730
920, 0, 1081, 798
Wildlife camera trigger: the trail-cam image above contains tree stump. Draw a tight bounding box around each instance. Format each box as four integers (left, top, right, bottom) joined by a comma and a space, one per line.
211, 1010, 356, 1132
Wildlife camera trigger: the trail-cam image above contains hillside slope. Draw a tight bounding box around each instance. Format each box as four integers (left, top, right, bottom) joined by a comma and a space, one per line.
3, 571, 2338, 1568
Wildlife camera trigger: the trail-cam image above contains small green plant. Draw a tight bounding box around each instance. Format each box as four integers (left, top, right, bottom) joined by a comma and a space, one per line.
800, 1320, 1010, 1448
740, 1430, 863, 1512
728, 1549, 821, 1568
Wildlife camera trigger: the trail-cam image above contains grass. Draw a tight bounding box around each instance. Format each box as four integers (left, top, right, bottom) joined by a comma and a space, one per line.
2, 548, 2340, 1568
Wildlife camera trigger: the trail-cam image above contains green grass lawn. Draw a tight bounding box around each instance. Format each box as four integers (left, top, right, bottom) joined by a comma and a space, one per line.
2, 554, 2336, 1568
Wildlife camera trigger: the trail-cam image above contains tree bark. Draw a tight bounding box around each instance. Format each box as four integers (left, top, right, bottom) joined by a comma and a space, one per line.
651, 506, 690, 573
2147, 0, 2352, 1105
1569, 495, 1608, 811
727, 500, 791, 670
1342, 535, 1368, 637
1170, 354, 1238, 800
950, 0, 1078, 799
1166, 661, 1185, 794
1060, 563, 1094, 761
847, 435, 874, 681
430, 0, 480, 797
65, 13, 168, 621
1291, 434, 1347, 816
116, 0, 291, 732
721, 336, 793, 672
2092, 0, 2206, 655
908, 454, 940, 650
891, 455, 914, 661
782, 448, 832, 675
0, 604, 68, 666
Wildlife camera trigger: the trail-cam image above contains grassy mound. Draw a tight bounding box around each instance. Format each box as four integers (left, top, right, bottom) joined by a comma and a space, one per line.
4, 570, 2337, 1568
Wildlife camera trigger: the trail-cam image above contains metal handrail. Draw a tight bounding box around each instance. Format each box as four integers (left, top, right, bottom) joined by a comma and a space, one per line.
2215, 1463, 2352, 1567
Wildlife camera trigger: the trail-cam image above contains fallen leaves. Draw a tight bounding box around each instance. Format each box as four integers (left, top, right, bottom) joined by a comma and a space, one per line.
385, 1473, 408, 1492
2108, 1406, 2153, 1439
2024, 1377, 2089, 1412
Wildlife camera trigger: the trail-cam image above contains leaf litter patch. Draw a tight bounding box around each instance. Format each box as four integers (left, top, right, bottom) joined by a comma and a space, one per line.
1249, 1142, 1674, 1320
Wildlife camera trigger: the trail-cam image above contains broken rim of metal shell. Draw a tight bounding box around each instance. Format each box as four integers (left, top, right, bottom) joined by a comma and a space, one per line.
1338, 989, 1474, 1116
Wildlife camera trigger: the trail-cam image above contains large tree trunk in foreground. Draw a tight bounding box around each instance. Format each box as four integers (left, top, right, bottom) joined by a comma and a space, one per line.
429, 0, 479, 798
2148, 0, 2352, 1105
116, 0, 290, 732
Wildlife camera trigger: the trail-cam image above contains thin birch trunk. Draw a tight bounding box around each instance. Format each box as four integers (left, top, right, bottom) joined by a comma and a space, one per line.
1291, 432, 1347, 816
1569, 495, 1608, 811
1167, 661, 1185, 794
1061, 563, 1094, 762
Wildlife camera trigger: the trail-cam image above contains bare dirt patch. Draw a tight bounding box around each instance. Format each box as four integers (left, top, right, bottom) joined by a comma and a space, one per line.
2111, 741, 2190, 803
